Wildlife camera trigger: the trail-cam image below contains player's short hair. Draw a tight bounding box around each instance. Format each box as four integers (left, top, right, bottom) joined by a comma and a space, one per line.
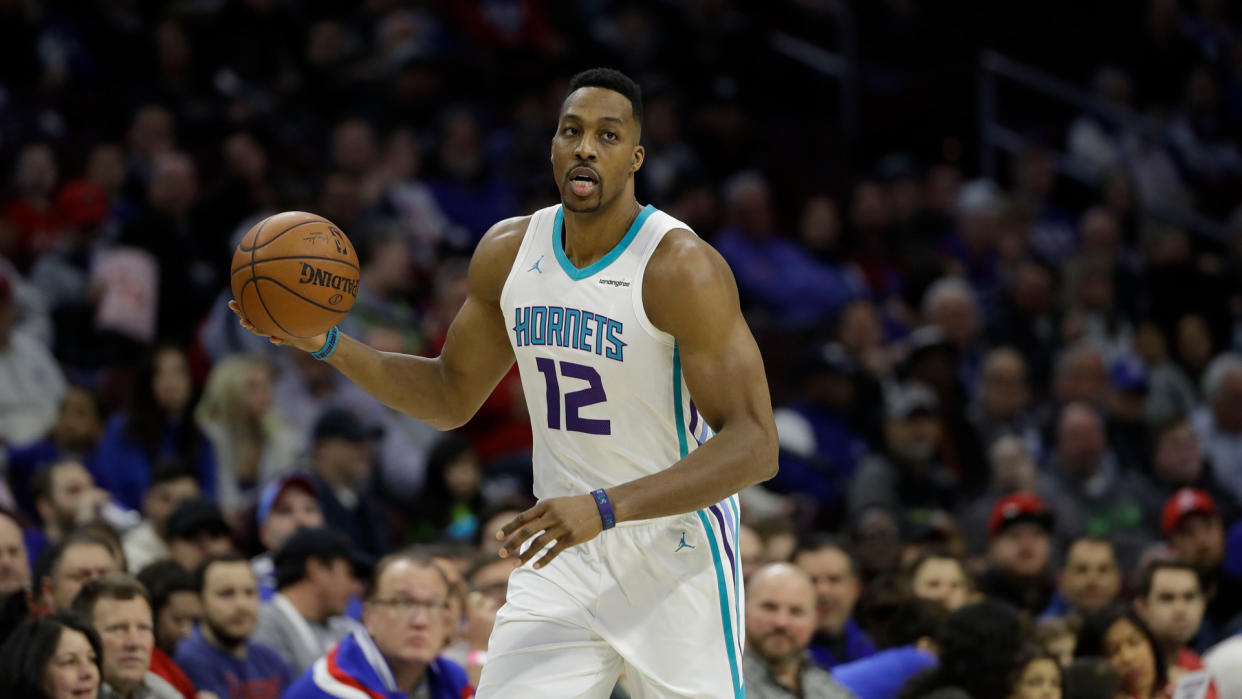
1138, 560, 1202, 598
568, 68, 643, 126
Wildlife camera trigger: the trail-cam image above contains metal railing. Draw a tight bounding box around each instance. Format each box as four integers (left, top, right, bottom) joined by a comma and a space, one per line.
979, 50, 1230, 242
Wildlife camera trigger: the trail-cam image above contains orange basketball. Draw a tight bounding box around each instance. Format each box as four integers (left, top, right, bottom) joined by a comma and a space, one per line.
230, 211, 360, 339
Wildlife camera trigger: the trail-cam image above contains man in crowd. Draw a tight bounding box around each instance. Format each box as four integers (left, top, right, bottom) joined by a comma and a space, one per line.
174, 553, 291, 698
250, 473, 323, 593
0, 507, 30, 595
135, 560, 200, 697
37, 529, 119, 610
284, 552, 471, 698
793, 536, 875, 669
1042, 536, 1122, 618
71, 572, 182, 698
1162, 488, 1242, 645
743, 562, 855, 698
252, 527, 363, 675
308, 408, 390, 558
1136, 561, 1208, 684
164, 497, 234, 575
980, 493, 1056, 616
122, 458, 200, 573
29, 458, 114, 555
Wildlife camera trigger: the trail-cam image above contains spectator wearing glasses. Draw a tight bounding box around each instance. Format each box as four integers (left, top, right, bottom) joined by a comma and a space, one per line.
284, 551, 470, 699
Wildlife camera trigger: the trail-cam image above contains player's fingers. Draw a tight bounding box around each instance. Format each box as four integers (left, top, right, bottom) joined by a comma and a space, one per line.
517, 530, 555, 565
497, 518, 545, 559
498, 504, 544, 539
533, 538, 573, 570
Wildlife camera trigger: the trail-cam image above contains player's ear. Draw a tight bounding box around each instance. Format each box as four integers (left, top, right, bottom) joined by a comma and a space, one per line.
631, 145, 644, 173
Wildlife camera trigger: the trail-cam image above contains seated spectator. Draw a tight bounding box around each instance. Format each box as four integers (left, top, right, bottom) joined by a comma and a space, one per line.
134, 561, 200, 698
37, 530, 121, 611
1008, 646, 1063, 699
0, 507, 29, 595
899, 599, 1025, 699
1135, 561, 1208, 685
121, 458, 200, 574
28, 459, 135, 562
93, 345, 217, 511
832, 596, 946, 699
0, 611, 103, 699
307, 408, 391, 558
1062, 656, 1121, 699
163, 498, 234, 575
251, 473, 323, 593
1043, 537, 1122, 619
849, 383, 956, 523
968, 347, 1043, 460
906, 552, 971, 612
0, 272, 68, 447
1145, 416, 1241, 526
1033, 616, 1079, 668
1074, 606, 1169, 699
70, 573, 182, 698
739, 522, 763, 582
742, 563, 854, 698
980, 493, 1056, 616
252, 527, 364, 675
1161, 488, 1241, 646
793, 535, 875, 669
921, 277, 985, 388
283, 551, 470, 698
174, 554, 291, 698
1192, 354, 1242, 507
195, 354, 303, 513
5, 384, 104, 521
407, 435, 485, 544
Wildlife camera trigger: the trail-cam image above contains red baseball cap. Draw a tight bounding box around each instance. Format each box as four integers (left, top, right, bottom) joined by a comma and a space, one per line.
989, 492, 1053, 538
1162, 487, 1217, 537
56, 178, 108, 228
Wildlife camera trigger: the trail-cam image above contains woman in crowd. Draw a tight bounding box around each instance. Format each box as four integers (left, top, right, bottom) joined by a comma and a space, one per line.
93, 344, 217, 510
0, 612, 103, 699
195, 354, 301, 513
1009, 646, 1063, 699
1075, 606, 1169, 699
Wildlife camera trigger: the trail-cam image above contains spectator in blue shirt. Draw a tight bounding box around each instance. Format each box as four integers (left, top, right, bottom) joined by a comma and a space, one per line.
174, 553, 291, 699
793, 535, 876, 670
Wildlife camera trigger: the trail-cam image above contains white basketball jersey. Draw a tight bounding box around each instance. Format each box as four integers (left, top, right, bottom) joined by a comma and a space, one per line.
499, 204, 714, 501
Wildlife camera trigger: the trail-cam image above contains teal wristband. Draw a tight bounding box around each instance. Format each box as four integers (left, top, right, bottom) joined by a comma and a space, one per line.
311, 326, 340, 361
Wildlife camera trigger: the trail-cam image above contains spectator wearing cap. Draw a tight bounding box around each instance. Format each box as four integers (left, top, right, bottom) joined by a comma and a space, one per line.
252, 527, 365, 675
0, 507, 30, 595
793, 535, 876, 670
164, 497, 234, 575
1041, 536, 1121, 619
742, 563, 855, 699
849, 382, 955, 524
1135, 561, 1208, 685
122, 458, 200, 573
1192, 354, 1242, 507
1142, 416, 1241, 528
1043, 402, 1158, 572
0, 269, 67, 447
980, 493, 1056, 616
251, 473, 323, 594
70, 572, 183, 699
308, 407, 391, 558
195, 354, 304, 514
958, 435, 1049, 556
174, 553, 291, 698
1162, 488, 1242, 645
283, 551, 470, 699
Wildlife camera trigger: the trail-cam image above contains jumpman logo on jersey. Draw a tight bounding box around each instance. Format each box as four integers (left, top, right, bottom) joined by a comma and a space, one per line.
674, 532, 695, 552
528, 255, 544, 274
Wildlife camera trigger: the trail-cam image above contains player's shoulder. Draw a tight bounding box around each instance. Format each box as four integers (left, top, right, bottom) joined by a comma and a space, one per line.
468, 214, 533, 297
645, 226, 733, 295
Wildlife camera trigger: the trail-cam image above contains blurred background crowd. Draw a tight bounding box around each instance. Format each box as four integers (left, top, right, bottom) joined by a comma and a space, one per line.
1, 0, 1242, 698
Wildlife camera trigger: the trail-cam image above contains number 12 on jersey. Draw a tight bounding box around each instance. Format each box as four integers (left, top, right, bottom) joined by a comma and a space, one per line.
535, 357, 610, 435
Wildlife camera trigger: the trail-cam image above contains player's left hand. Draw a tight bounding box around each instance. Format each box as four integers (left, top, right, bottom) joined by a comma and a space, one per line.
496, 494, 604, 569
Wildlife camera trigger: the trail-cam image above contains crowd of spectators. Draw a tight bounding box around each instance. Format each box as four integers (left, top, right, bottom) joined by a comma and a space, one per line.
1, 1, 1242, 698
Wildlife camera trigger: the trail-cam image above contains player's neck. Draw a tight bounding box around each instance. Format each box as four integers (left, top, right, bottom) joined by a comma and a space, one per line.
561, 197, 642, 269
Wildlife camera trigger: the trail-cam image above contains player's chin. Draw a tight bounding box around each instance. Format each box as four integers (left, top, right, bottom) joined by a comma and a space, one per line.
561, 192, 602, 213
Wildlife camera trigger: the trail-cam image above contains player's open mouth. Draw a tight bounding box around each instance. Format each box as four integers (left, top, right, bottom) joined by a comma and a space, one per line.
568, 167, 599, 197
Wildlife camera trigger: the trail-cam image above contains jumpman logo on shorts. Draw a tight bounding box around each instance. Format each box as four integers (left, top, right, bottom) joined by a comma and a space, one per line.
528, 255, 544, 274
675, 532, 695, 552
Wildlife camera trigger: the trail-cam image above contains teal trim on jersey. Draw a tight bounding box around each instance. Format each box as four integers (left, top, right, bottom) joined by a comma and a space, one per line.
672, 341, 689, 458
553, 204, 656, 280
698, 510, 744, 699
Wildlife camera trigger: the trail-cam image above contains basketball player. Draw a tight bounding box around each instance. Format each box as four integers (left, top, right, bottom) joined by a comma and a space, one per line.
230, 68, 777, 698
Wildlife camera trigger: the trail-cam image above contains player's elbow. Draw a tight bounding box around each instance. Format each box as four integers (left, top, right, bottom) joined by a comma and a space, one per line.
746, 421, 780, 483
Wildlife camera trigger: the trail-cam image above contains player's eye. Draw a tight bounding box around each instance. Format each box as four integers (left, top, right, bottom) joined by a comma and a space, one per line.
562, 126, 578, 136
603, 132, 617, 141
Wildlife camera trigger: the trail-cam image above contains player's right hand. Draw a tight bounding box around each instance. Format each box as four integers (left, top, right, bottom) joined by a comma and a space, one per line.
227, 299, 327, 354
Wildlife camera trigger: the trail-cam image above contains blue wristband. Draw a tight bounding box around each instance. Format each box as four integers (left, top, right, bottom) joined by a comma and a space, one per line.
311, 326, 340, 361
591, 488, 616, 530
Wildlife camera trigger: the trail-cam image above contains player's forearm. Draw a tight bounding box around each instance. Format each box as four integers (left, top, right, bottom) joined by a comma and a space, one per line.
324, 333, 471, 430
607, 421, 778, 523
